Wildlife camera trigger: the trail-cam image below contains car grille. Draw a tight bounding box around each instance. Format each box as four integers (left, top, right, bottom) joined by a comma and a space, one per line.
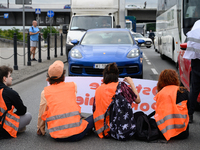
85, 68, 123, 75
71, 65, 139, 75
71, 66, 82, 74
126, 67, 139, 74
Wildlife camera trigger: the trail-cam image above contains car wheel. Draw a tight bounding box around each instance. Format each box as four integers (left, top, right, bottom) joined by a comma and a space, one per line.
146, 46, 151, 48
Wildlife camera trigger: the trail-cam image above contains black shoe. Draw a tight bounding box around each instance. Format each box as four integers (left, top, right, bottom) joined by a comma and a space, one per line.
31, 58, 37, 61
189, 115, 193, 123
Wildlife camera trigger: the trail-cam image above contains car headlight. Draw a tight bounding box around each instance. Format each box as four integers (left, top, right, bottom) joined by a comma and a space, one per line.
70, 49, 82, 58
127, 49, 140, 58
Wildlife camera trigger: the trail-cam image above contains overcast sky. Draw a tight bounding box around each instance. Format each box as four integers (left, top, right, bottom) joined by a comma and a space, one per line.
1, 0, 157, 8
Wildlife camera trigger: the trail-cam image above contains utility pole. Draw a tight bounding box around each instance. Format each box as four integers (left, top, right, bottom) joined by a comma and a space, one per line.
7, 0, 9, 8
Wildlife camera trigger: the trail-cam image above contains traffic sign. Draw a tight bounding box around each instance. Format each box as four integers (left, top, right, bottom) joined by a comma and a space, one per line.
4, 13, 9, 19
35, 8, 41, 14
47, 10, 54, 18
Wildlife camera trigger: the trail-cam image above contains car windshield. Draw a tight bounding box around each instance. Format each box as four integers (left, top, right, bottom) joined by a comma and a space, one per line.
132, 33, 144, 38
70, 16, 112, 30
81, 30, 134, 45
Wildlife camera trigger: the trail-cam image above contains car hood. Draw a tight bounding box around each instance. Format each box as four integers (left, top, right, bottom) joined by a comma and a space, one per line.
73, 45, 139, 60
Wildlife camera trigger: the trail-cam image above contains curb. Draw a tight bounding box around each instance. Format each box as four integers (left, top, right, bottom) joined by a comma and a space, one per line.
12, 58, 68, 86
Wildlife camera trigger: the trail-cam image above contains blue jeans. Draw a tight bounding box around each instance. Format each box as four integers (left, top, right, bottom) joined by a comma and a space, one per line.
54, 115, 94, 142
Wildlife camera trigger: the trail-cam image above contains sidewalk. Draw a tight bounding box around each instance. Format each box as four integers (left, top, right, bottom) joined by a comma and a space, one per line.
0, 46, 67, 85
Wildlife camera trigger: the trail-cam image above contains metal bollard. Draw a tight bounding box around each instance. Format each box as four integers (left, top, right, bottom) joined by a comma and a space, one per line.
60, 33, 63, 56
27, 32, 31, 66
38, 33, 42, 62
54, 33, 57, 58
47, 33, 50, 60
13, 33, 18, 70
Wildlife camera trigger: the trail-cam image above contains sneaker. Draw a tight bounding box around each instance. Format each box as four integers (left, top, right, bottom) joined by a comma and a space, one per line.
189, 115, 193, 123
31, 58, 37, 61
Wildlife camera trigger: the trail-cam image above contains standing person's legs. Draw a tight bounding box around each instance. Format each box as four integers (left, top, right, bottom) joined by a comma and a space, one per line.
30, 46, 34, 58
32, 47, 36, 60
30, 40, 37, 60
18, 112, 32, 132
188, 59, 200, 123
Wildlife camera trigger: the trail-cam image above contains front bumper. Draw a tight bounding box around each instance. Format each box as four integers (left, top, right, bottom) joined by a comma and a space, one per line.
69, 62, 143, 77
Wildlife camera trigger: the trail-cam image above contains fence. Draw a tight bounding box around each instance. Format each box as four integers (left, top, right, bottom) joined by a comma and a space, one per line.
0, 33, 67, 70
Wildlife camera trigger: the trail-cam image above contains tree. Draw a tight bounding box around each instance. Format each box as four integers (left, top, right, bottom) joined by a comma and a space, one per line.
42, 26, 59, 41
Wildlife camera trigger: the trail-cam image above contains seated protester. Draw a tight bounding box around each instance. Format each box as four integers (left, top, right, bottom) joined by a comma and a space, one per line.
0, 66, 32, 139
37, 60, 94, 141
154, 69, 189, 141
93, 63, 141, 139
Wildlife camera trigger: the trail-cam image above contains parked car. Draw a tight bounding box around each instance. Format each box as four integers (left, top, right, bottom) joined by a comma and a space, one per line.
177, 43, 200, 102
68, 28, 144, 78
131, 32, 152, 48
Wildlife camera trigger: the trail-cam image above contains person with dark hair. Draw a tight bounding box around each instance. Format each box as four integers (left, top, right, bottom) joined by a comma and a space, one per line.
93, 62, 141, 139
0, 65, 32, 139
149, 30, 155, 45
154, 69, 189, 141
37, 60, 94, 141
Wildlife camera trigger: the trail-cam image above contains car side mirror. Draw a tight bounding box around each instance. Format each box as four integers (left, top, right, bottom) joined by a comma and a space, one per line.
138, 39, 145, 44
180, 43, 187, 50
71, 39, 79, 45
62, 24, 68, 34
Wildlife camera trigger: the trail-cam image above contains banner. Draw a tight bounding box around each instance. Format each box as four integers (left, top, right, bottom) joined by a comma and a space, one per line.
64, 77, 157, 115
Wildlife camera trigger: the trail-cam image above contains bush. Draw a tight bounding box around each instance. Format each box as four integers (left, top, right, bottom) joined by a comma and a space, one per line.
0, 27, 26, 42
43, 27, 59, 41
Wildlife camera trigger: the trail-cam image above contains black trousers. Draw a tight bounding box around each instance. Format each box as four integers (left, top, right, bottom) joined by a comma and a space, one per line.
188, 59, 200, 115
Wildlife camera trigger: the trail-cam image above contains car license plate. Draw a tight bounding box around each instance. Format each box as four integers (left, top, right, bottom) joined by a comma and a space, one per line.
146, 42, 150, 44
94, 64, 108, 69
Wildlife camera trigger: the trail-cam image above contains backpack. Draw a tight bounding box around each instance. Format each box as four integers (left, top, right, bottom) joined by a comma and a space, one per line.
134, 111, 160, 141
103, 92, 136, 141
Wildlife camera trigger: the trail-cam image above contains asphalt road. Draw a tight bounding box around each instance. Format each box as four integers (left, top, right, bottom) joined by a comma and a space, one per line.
1, 46, 200, 150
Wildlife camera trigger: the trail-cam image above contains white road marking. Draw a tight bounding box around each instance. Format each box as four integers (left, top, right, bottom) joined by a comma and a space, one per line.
147, 62, 151, 65
151, 68, 158, 74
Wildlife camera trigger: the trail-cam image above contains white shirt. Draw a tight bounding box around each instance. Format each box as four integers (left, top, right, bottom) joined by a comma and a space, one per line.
183, 20, 200, 60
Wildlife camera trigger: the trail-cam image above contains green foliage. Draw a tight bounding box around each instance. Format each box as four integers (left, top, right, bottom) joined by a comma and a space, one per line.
147, 23, 156, 32
0, 27, 27, 42
43, 27, 59, 40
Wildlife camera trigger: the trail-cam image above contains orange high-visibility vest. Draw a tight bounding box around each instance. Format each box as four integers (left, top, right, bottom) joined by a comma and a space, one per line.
93, 82, 118, 138
41, 82, 88, 139
0, 89, 20, 138
154, 85, 189, 141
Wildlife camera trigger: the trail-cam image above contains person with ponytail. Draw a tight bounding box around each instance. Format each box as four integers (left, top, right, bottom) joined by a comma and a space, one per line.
93, 62, 141, 139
